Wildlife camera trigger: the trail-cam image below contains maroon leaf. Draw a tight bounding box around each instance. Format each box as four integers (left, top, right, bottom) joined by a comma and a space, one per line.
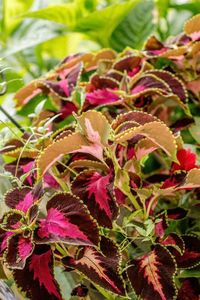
0, 229, 13, 254
112, 111, 158, 131
177, 278, 200, 300
5, 234, 34, 269
13, 245, 62, 300
71, 284, 88, 297
71, 170, 118, 228
40, 79, 70, 99
147, 70, 187, 102
131, 74, 170, 96
62, 237, 125, 296
58, 62, 83, 93
60, 101, 77, 119
5, 188, 34, 213
167, 207, 188, 220
160, 234, 185, 254
4, 184, 42, 213
113, 56, 142, 76
5, 158, 35, 186
127, 244, 177, 300
90, 74, 119, 90
1, 211, 23, 232
36, 192, 99, 246
144, 36, 169, 56
171, 235, 200, 269
154, 213, 168, 238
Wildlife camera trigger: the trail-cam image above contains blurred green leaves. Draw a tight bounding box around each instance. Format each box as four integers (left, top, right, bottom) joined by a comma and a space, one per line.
23, 0, 141, 47
110, 0, 155, 51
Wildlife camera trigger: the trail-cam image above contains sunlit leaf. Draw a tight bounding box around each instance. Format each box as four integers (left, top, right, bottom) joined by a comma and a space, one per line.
110, 0, 155, 51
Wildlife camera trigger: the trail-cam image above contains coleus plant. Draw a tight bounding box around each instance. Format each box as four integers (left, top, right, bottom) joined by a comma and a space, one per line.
0, 14, 200, 300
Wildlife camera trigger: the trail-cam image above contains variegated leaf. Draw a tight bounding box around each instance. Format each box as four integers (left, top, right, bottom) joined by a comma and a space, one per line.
36, 192, 99, 246
115, 121, 177, 161
4, 234, 34, 269
4, 185, 42, 213
170, 235, 200, 269
127, 244, 177, 300
62, 237, 125, 296
76, 110, 111, 145
71, 170, 118, 228
13, 245, 62, 300
146, 70, 187, 102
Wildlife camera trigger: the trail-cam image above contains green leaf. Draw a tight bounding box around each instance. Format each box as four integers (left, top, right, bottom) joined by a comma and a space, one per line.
167, 9, 192, 36
1, 0, 34, 36
76, 0, 140, 46
23, 3, 82, 29
23, 1, 140, 47
156, 0, 170, 17
170, 3, 200, 14
189, 117, 200, 143
54, 267, 75, 300
179, 267, 200, 278
110, 0, 155, 51
1, 20, 64, 57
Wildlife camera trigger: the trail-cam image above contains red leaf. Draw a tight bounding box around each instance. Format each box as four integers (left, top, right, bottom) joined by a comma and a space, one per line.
127, 244, 177, 300
71, 170, 118, 228
60, 101, 77, 118
13, 245, 62, 300
154, 213, 168, 238
36, 193, 99, 246
62, 237, 125, 296
161, 234, 185, 254
172, 149, 198, 172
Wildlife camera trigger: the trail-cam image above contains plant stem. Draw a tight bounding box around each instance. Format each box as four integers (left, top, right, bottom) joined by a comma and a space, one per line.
0, 68, 24, 133
0, 105, 25, 133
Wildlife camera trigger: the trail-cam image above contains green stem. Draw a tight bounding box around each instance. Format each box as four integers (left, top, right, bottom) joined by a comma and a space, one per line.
0, 69, 24, 133
0, 105, 24, 133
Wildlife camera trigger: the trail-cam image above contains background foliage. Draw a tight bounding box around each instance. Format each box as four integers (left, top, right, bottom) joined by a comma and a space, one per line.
0, 1, 200, 299
1, 0, 199, 151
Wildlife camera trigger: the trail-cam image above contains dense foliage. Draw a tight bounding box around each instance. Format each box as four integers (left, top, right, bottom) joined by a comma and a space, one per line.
0, 10, 200, 300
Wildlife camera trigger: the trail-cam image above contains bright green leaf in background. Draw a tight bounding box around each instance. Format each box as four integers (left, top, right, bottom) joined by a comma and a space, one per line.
110, 0, 155, 51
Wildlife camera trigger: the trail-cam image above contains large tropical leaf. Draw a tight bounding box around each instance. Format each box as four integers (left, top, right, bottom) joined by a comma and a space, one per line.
23, 1, 140, 46
110, 0, 155, 51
